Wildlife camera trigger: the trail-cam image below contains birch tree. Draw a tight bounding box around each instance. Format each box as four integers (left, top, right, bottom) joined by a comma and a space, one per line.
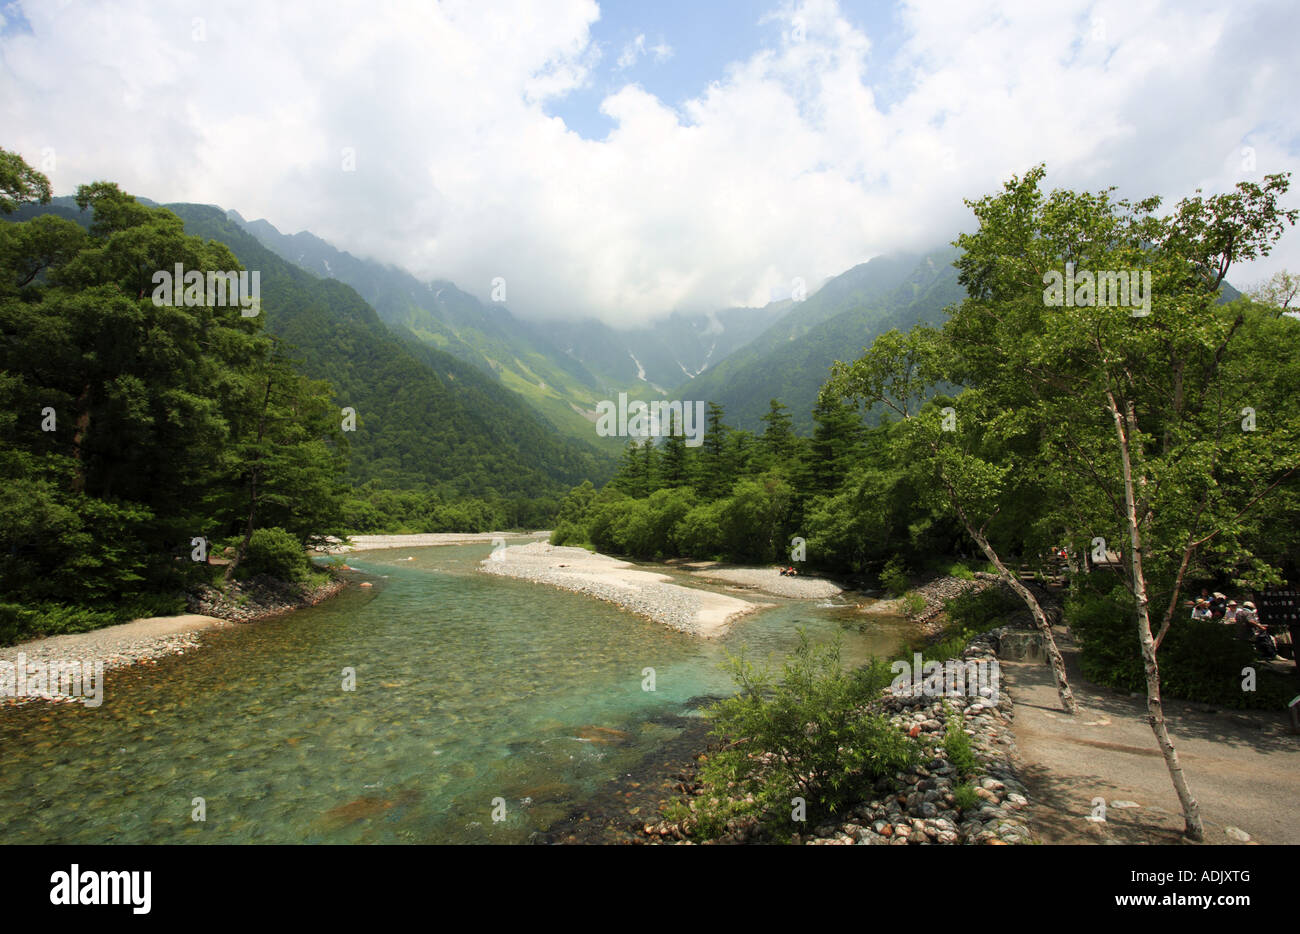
943, 165, 1298, 841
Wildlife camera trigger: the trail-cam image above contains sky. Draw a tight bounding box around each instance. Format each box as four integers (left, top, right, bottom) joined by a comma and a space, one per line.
2, 0, 1298, 327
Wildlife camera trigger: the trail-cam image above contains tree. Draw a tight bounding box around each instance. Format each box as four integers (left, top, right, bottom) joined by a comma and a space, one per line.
808, 393, 866, 495
659, 410, 688, 488
943, 164, 1299, 841
0, 165, 355, 633
0, 148, 52, 214
759, 398, 797, 470
693, 402, 730, 497
1248, 269, 1300, 313
824, 328, 1079, 718
223, 341, 349, 579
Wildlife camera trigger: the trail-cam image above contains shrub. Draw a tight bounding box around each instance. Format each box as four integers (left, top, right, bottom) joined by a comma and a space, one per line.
948, 562, 976, 581
240, 527, 310, 583
943, 584, 1021, 631
943, 704, 978, 778
549, 522, 586, 546
900, 591, 927, 616
1068, 583, 1294, 710
673, 499, 728, 558
880, 556, 909, 596
681, 634, 918, 841
952, 782, 980, 811
612, 488, 693, 558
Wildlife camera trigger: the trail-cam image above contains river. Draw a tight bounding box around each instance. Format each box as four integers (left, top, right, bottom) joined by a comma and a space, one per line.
0, 539, 916, 844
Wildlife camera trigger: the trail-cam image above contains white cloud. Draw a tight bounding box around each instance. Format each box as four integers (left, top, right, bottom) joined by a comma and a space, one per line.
616, 33, 672, 70
617, 33, 645, 69
2, 0, 1296, 327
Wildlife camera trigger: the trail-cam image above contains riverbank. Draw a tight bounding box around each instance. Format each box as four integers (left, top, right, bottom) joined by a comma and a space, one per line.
187, 573, 346, 623
2, 572, 348, 707
1, 614, 233, 706
324, 531, 549, 553
859, 571, 1008, 634
479, 542, 771, 637
677, 562, 845, 599
562, 626, 1035, 845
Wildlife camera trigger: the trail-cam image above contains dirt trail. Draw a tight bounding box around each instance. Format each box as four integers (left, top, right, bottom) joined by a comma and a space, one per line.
1003, 629, 1299, 844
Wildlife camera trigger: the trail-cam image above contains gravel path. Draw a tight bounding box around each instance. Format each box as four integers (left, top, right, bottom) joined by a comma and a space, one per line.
1005, 631, 1300, 845
479, 542, 768, 637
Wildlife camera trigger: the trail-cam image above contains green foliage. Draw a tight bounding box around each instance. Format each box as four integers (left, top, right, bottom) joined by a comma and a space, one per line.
1068, 584, 1294, 710
947, 561, 976, 581
341, 483, 551, 535
0, 159, 361, 640
682, 634, 918, 841
0, 590, 187, 646
900, 591, 926, 616
943, 585, 1022, 632
0, 148, 52, 214
942, 704, 978, 778
952, 782, 980, 811
880, 556, 909, 596
239, 527, 310, 583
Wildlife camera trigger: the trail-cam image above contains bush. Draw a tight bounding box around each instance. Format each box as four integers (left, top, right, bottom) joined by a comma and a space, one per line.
680, 634, 918, 840
612, 488, 693, 559
900, 591, 927, 616
943, 703, 978, 778
952, 782, 980, 811
879, 556, 909, 597
943, 584, 1022, 631
1068, 584, 1295, 710
549, 521, 586, 546
240, 527, 310, 583
673, 499, 728, 558
948, 562, 976, 581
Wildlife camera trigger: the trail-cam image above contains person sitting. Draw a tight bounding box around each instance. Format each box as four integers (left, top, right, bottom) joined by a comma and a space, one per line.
1235, 601, 1276, 658
1186, 587, 1211, 609
1190, 599, 1213, 621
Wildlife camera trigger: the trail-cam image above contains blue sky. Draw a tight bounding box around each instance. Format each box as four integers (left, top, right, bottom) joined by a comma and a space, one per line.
547, 1, 909, 139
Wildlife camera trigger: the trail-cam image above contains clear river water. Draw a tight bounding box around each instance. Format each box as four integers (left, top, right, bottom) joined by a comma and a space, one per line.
0, 539, 916, 844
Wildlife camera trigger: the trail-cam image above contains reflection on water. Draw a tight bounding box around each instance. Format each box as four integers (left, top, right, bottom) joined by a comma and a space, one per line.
0, 543, 916, 843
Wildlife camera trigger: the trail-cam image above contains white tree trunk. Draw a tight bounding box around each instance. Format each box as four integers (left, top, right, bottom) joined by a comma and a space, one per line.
968, 524, 1078, 715
1108, 391, 1204, 841
942, 481, 1078, 715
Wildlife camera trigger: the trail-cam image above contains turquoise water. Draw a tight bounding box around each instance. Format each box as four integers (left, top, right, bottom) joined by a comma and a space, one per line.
0, 542, 915, 844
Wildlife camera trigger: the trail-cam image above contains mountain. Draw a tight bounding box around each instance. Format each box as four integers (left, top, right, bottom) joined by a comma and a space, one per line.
671, 249, 960, 432
227, 210, 795, 447
176, 205, 621, 496
8, 196, 616, 498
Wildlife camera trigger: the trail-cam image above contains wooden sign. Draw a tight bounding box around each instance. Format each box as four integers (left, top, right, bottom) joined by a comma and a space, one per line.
1253, 587, 1300, 626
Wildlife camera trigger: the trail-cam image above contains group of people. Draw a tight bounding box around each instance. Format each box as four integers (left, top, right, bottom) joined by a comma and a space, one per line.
778, 566, 801, 577
1189, 590, 1278, 659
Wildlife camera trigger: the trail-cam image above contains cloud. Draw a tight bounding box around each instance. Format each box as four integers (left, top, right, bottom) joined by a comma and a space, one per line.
616, 33, 673, 70
2, 0, 1296, 327
617, 33, 644, 69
